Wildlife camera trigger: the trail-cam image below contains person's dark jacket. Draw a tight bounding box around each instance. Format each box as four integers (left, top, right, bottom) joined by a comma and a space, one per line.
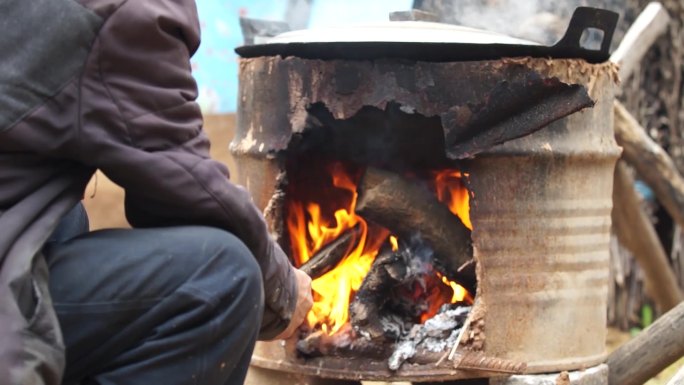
0, 1, 298, 383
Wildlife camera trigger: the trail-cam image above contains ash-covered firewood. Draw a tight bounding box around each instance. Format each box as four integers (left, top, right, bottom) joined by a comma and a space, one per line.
300, 224, 362, 279
387, 304, 471, 371
296, 323, 389, 359
350, 235, 471, 343
349, 235, 447, 341
355, 167, 475, 292
349, 244, 412, 341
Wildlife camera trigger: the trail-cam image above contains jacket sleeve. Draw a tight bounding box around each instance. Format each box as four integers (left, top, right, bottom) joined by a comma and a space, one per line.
75, 0, 296, 339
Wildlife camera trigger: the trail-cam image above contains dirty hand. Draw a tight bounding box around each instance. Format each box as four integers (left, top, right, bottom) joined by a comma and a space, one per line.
272, 268, 313, 340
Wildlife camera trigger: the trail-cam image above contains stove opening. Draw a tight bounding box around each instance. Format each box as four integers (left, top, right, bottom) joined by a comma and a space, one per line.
280, 103, 483, 370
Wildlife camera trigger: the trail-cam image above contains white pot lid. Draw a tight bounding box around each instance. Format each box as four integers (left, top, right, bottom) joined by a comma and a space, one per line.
263, 21, 539, 46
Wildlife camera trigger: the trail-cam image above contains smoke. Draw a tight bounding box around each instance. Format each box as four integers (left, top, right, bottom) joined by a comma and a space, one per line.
415, 0, 569, 45
399, 232, 435, 277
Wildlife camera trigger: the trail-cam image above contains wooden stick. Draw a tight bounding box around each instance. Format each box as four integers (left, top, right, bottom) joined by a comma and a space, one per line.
610, 2, 670, 81
612, 161, 683, 312
355, 167, 475, 291
447, 312, 472, 361
614, 101, 684, 233
607, 301, 684, 385
300, 224, 361, 279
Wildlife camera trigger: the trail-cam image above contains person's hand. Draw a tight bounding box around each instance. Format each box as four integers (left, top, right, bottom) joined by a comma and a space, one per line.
272, 268, 313, 340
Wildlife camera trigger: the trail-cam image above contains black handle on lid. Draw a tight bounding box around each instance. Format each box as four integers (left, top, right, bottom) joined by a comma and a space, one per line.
552, 7, 619, 59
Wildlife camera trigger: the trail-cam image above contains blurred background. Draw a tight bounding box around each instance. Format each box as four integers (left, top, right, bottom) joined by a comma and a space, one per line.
192, 0, 412, 114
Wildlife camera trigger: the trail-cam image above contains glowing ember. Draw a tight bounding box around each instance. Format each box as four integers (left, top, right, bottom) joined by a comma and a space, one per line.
286, 162, 473, 335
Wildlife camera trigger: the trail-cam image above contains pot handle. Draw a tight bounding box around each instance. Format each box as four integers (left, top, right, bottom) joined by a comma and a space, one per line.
552, 7, 619, 61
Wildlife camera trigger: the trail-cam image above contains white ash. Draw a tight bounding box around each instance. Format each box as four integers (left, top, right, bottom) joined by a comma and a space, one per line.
421, 328, 461, 353
380, 314, 407, 339
388, 339, 418, 371
387, 304, 471, 370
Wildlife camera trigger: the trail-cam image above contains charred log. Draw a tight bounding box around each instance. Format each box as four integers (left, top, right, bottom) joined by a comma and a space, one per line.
355, 167, 475, 291
350, 235, 468, 342
349, 244, 411, 341
300, 224, 362, 279
296, 324, 390, 359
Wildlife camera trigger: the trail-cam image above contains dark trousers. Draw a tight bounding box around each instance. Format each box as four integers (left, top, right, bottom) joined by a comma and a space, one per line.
43, 204, 263, 385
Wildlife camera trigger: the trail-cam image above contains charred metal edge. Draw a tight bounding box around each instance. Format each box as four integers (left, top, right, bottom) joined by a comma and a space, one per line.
235, 57, 614, 162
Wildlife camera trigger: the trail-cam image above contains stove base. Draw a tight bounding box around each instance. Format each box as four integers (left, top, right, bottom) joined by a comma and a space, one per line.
245, 363, 608, 385
244, 366, 361, 385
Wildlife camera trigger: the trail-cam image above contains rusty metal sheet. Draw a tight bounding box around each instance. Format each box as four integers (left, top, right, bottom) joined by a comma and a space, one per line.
443, 76, 593, 158
233, 56, 615, 162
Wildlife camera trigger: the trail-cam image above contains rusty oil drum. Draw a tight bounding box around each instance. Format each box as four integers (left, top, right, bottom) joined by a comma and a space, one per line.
230, 56, 619, 381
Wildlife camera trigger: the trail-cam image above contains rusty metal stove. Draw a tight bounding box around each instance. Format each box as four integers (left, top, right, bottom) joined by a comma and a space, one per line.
231, 8, 620, 385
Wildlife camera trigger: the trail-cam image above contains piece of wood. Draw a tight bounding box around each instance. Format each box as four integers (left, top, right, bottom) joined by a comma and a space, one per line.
295, 323, 389, 359
612, 161, 683, 312
355, 167, 475, 291
300, 224, 361, 279
607, 301, 684, 385
614, 101, 684, 233
610, 2, 670, 81
349, 245, 407, 341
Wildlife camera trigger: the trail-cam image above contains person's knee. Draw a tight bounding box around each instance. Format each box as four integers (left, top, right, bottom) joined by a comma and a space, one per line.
199, 228, 264, 317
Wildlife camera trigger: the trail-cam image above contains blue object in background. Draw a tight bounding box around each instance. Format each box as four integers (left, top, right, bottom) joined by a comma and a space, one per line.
192, 0, 288, 114
192, 0, 411, 114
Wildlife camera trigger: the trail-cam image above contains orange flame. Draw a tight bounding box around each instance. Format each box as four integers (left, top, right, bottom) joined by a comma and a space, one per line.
434, 170, 472, 230
439, 272, 473, 304
287, 163, 473, 335
287, 163, 388, 334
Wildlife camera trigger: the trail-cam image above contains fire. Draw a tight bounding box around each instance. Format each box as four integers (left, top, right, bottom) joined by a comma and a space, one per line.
287, 163, 387, 334
440, 273, 473, 304
287, 162, 473, 335
434, 170, 472, 230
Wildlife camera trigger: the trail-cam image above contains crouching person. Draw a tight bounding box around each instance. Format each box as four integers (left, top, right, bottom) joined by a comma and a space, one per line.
0, 1, 312, 384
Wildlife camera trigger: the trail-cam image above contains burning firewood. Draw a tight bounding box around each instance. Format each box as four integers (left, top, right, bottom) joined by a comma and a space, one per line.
350, 236, 469, 342
300, 224, 362, 279
349, 243, 412, 341
355, 166, 475, 291
296, 323, 390, 359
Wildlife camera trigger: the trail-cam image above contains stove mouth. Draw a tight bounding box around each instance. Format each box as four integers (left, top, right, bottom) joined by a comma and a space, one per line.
281, 152, 481, 373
